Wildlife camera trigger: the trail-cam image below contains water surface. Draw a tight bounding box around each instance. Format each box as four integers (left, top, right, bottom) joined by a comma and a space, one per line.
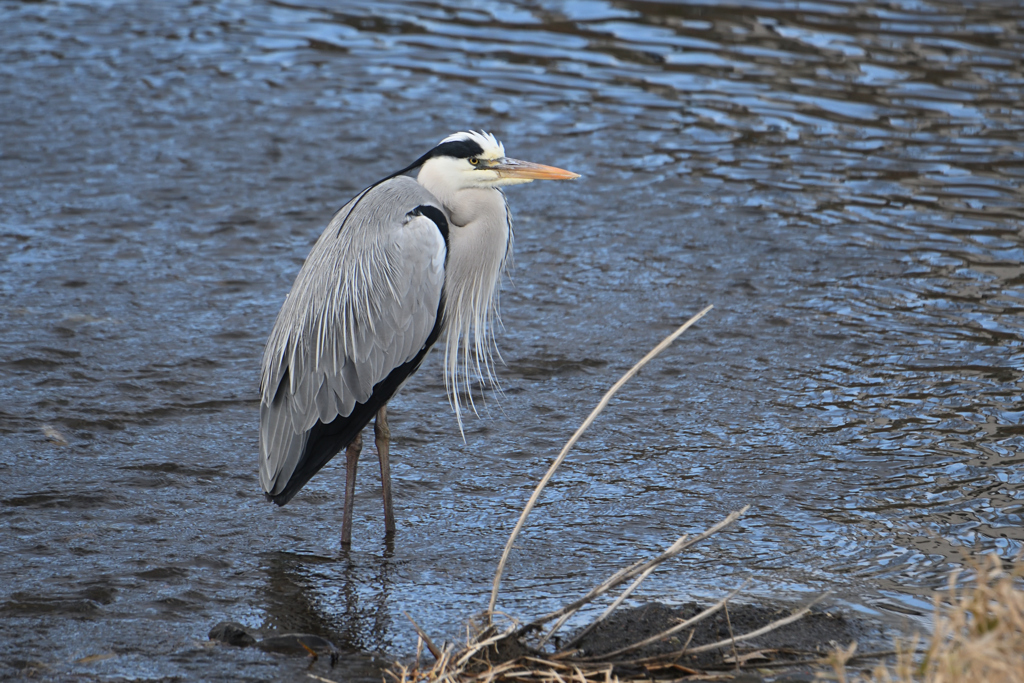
1, 0, 1022, 680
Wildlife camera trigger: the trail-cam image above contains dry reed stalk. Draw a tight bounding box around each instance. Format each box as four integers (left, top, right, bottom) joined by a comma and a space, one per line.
540, 548, 696, 650
488, 305, 715, 616
385, 306, 832, 682
679, 593, 826, 655
534, 509, 749, 646
823, 553, 1024, 683
577, 588, 745, 661
406, 611, 444, 660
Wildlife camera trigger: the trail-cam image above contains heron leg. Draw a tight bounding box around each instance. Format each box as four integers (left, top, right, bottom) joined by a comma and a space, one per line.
340, 432, 363, 547
375, 405, 395, 536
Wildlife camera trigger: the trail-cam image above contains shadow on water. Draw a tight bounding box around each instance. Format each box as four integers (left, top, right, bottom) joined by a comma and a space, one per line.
1, 0, 1022, 679
259, 545, 400, 653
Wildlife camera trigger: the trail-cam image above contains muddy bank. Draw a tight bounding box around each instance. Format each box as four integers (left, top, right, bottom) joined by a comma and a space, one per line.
568, 601, 887, 677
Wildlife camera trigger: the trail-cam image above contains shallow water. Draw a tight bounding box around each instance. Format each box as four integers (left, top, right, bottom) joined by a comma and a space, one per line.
1, 0, 1022, 679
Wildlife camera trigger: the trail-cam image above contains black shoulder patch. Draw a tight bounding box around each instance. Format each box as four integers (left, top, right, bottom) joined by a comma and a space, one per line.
409, 204, 449, 246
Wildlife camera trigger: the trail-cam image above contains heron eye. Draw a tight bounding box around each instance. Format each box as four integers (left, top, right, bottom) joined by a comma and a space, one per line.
469, 157, 479, 166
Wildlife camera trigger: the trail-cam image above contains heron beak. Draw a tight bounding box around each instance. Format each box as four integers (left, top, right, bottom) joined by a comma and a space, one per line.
489, 157, 581, 180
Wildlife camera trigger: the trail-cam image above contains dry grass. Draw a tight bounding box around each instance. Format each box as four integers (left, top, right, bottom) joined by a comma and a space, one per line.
385, 306, 825, 683
823, 553, 1024, 683
385, 507, 826, 683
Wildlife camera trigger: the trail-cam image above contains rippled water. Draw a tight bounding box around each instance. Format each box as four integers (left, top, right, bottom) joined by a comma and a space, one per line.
2, 0, 1022, 679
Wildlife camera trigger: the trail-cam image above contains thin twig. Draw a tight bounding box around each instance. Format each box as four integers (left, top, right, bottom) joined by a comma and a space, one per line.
680, 593, 831, 656
705, 650, 896, 671
524, 506, 748, 634
455, 626, 519, 668
540, 546, 685, 650
488, 305, 715, 617
581, 586, 745, 660
405, 611, 443, 661
724, 602, 738, 670
539, 554, 654, 642
550, 534, 722, 651
608, 595, 828, 668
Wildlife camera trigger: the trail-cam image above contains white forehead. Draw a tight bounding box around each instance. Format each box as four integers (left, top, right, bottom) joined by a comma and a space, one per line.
439, 130, 505, 159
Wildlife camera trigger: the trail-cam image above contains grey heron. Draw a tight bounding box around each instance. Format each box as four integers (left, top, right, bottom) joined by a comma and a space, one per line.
259, 131, 580, 544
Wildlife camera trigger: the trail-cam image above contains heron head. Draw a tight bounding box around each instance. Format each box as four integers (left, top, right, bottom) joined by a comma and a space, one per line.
417, 130, 580, 190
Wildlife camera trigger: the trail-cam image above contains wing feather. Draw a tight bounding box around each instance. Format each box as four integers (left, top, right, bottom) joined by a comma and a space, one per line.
259, 176, 447, 499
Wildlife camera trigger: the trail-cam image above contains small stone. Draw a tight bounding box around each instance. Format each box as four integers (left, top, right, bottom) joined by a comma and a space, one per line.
208, 621, 257, 647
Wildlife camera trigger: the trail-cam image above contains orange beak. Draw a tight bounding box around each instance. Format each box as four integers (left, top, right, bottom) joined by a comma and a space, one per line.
489, 157, 581, 180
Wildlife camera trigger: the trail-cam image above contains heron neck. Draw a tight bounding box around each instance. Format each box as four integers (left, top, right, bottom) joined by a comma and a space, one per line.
420, 182, 511, 428
439, 187, 510, 279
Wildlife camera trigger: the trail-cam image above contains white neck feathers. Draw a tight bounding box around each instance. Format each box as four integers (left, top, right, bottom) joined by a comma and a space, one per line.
418, 164, 511, 431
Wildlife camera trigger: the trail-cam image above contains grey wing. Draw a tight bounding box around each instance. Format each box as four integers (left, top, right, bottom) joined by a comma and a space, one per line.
258, 177, 447, 500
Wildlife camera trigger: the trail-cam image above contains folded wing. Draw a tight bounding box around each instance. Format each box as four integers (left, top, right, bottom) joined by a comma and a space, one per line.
259, 177, 448, 505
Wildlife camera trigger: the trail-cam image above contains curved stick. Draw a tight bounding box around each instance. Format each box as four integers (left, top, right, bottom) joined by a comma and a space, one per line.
487, 304, 715, 616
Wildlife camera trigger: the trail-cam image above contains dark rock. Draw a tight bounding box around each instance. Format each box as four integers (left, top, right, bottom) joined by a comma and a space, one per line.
570, 601, 883, 671
208, 621, 258, 647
